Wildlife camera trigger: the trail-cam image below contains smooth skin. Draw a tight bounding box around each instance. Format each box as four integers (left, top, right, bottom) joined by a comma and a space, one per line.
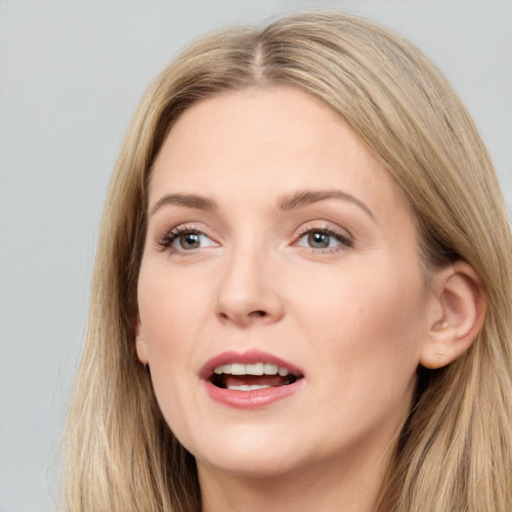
136, 87, 484, 512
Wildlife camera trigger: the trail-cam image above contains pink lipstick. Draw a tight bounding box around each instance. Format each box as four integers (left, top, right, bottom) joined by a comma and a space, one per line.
200, 349, 305, 409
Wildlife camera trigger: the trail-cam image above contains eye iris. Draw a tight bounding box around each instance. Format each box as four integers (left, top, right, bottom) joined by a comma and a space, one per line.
308, 232, 330, 248
180, 233, 200, 249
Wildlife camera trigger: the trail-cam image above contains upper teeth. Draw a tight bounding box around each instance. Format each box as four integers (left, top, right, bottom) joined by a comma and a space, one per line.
214, 363, 289, 376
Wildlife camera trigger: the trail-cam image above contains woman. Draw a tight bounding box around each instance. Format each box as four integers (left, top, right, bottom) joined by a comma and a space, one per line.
63, 11, 512, 512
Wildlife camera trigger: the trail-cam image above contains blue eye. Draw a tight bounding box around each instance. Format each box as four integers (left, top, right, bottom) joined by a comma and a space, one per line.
160, 228, 216, 252
305, 231, 333, 249
296, 229, 352, 250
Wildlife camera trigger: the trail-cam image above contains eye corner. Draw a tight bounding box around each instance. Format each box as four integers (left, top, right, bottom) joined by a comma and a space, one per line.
293, 223, 355, 253
156, 224, 219, 255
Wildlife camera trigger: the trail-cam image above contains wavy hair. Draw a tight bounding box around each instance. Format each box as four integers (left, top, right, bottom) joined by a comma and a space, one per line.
63, 11, 512, 512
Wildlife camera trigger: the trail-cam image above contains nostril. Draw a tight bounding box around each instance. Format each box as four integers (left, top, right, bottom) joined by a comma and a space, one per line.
216, 308, 270, 325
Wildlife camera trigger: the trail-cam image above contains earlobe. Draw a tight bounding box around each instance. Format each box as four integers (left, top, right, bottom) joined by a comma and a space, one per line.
420, 262, 486, 370
134, 316, 149, 365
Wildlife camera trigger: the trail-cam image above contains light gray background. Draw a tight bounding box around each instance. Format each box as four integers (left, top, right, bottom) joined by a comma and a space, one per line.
1, 1, 511, 511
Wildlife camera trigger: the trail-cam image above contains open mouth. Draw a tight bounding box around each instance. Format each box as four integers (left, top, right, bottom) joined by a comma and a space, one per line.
209, 362, 302, 391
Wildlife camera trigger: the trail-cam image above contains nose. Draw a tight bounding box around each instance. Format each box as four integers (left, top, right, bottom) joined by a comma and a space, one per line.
214, 246, 285, 327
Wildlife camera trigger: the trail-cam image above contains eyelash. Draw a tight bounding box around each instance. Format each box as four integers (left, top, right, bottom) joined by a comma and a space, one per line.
157, 224, 354, 255
294, 225, 354, 254
157, 225, 210, 252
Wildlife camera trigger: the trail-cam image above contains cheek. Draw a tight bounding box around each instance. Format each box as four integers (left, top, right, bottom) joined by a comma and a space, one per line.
137, 267, 205, 430
138, 265, 207, 351
137, 266, 204, 411
317, 279, 425, 439
297, 260, 427, 387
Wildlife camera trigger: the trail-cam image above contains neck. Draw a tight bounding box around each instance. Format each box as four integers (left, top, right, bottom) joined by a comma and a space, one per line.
198, 446, 393, 512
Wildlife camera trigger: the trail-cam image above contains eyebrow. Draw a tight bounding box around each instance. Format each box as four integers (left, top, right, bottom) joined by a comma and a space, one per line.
278, 189, 375, 220
149, 188, 374, 220
149, 193, 217, 216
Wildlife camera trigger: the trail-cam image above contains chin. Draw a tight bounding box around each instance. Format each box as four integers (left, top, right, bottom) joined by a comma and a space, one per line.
196, 450, 304, 480
186, 425, 310, 480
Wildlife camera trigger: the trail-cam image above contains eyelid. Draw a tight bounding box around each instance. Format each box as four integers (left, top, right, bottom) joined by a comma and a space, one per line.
294, 221, 354, 241
292, 222, 355, 251
157, 223, 219, 253
154, 220, 354, 255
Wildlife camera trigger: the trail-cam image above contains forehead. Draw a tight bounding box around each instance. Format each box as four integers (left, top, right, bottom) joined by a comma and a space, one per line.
149, 86, 406, 222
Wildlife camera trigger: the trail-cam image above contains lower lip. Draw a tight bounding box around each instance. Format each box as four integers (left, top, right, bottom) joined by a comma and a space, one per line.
204, 379, 304, 409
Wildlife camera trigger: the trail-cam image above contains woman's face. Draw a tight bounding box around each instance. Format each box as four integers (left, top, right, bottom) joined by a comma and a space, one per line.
136, 86, 435, 481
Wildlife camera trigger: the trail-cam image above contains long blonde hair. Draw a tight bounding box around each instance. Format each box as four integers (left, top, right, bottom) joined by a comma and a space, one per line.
63, 11, 512, 512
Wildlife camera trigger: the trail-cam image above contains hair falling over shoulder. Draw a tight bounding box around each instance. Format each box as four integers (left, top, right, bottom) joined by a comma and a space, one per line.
62, 10, 512, 512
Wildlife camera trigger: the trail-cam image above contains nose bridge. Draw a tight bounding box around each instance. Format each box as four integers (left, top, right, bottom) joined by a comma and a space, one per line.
215, 230, 284, 325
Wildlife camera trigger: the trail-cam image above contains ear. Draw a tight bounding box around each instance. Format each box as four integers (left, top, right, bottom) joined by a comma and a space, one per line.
420, 261, 486, 369
134, 315, 149, 365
